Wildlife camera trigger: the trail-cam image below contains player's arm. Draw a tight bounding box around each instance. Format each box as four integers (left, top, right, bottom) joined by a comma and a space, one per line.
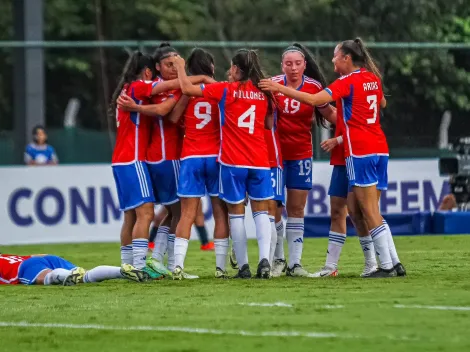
258, 79, 334, 107
264, 113, 274, 130
117, 93, 179, 116
318, 105, 337, 125
381, 96, 387, 108
151, 75, 214, 96
168, 95, 190, 124
173, 56, 205, 97
320, 135, 343, 153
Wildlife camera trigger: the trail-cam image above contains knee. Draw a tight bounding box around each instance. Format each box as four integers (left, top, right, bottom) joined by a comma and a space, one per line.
286, 205, 304, 218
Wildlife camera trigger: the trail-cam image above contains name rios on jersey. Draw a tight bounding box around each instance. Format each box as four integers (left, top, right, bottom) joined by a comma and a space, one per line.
233, 90, 265, 100
363, 81, 379, 91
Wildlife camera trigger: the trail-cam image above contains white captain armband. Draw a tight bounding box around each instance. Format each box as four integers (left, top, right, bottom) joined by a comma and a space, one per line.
336, 136, 343, 145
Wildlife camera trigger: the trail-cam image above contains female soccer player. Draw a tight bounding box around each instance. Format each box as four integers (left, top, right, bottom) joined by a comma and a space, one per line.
24, 125, 59, 165
174, 49, 276, 279
259, 38, 402, 278
270, 43, 336, 278
161, 48, 230, 279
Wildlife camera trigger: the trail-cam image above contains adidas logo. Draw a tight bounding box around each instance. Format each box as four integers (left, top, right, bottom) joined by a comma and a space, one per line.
293, 238, 303, 243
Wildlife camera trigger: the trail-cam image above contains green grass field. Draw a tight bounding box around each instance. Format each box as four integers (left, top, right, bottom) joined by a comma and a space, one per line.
1, 236, 470, 352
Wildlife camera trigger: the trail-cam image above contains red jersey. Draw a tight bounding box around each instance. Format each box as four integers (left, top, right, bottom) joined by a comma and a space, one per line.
146, 90, 183, 163
264, 111, 283, 168
112, 80, 155, 165
180, 95, 220, 160
273, 75, 328, 160
330, 108, 346, 166
201, 81, 270, 168
0, 254, 31, 285
325, 68, 388, 157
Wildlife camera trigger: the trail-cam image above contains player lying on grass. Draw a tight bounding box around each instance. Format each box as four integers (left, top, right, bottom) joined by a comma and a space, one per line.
0, 253, 151, 286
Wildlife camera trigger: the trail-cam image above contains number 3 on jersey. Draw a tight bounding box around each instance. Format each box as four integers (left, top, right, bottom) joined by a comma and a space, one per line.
237, 105, 256, 134
194, 102, 212, 129
366, 95, 377, 124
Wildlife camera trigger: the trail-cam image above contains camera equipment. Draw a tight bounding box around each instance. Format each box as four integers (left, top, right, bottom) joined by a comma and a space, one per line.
439, 137, 470, 210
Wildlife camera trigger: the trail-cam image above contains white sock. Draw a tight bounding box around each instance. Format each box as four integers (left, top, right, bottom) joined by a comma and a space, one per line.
268, 216, 277, 265
214, 238, 229, 270
167, 234, 176, 271
286, 217, 304, 268
174, 237, 189, 270
370, 225, 393, 270
44, 268, 72, 285
325, 231, 346, 269
120, 245, 133, 265
83, 266, 122, 283
152, 226, 170, 262
229, 214, 248, 268
359, 235, 377, 267
274, 221, 285, 260
132, 238, 148, 270
253, 211, 271, 263
383, 219, 400, 266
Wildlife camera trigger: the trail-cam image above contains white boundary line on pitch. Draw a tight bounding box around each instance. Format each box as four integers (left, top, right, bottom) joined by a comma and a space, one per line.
239, 302, 293, 308
394, 304, 470, 311
0, 321, 342, 339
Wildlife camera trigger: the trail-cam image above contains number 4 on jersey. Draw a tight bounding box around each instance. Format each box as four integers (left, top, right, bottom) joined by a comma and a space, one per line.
237, 105, 256, 134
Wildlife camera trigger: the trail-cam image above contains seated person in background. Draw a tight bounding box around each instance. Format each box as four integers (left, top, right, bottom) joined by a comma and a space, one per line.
0, 253, 152, 286
438, 194, 457, 211
24, 125, 59, 165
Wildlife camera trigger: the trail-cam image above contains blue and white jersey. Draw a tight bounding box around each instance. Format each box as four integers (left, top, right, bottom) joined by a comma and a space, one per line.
24, 143, 58, 165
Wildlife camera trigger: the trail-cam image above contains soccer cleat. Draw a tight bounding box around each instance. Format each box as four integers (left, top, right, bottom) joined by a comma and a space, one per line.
394, 263, 407, 277
360, 264, 378, 278
200, 242, 215, 251
146, 257, 172, 278
229, 247, 238, 270
63, 267, 86, 286
364, 267, 397, 278
182, 271, 199, 279
286, 264, 313, 277
233, 264, 252, 279
172, 266, 199, 280
271, 259, 287, 278
215, 267, 230, 279
256, 258, 271, 279
311, 265, 339, 278
120, 264, 152, 282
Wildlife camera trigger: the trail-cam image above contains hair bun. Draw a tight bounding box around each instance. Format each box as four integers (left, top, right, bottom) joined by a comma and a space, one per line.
159, 42, 171, 48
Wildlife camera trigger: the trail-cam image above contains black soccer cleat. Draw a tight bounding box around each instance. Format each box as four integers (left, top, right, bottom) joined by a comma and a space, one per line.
233, 264, 252, 279
394, 263, 407, 277
363, 267, 397, 278
256, 258, 271, 279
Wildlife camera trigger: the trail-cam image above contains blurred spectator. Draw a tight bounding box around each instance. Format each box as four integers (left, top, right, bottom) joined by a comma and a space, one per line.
438, 194, 457, 211
24, 125, 58, 166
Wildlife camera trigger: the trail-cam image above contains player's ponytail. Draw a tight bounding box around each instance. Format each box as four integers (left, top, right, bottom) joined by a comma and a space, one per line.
340, 38, 382, 80
108, 51, 155, 120
232, 49, 276, 115
285, 43, 328, 128
187, 48, 215, 77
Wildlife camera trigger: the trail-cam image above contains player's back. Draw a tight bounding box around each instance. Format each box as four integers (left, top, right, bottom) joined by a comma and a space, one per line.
181, 95, 220, 160
112, 80, 153, 164
221, 80, 269, 168
0, 254, 31, 285
147, 91, 183, 163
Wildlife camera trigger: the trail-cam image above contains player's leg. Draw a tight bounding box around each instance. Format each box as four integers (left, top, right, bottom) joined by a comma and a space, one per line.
82, 264, 150, 283
247, 168, 274, 279
268, 166, 284, 270
120, 209, 136, 265
220, 165, 251, 279
195, 202, 213, 250
151, 208, 170, 263
272, 205, 286, 276
347, 193, 378, 277
27, 255, 84, 286
149, 207, 168, 250
132, 202, 155, 270
268, 200, 278, 267
283, 159, 312, 277
348, 156, 395, 277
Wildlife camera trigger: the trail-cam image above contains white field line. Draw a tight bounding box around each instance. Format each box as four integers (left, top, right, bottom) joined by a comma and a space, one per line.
239, 302, 293, 308
321, 305, 344, 309
0, 321, 340, 339
394, 304, 470, 311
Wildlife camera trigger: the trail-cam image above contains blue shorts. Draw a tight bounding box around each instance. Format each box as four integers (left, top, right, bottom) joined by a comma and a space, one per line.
283, 158, 313, 190
18, 255, 76, 285
271, 167, 285, 206
178, 157, 219, 197
219, 165, 274, 204
112, 161, 155, 211
147, 160, 180, 205
346, 155, 388, 190
328, 165, 349, 198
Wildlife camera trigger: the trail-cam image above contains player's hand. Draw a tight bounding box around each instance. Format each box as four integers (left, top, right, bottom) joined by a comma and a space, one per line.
173, 55, 186, 69
258, 79, 281, 93
117, 93, 138, 111
320, 138, 339, 153
203, 76, 216, 84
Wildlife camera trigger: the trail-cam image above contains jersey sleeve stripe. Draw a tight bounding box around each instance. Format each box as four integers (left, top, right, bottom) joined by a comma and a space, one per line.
304, 78, 323, 89
324, 88, 333, 96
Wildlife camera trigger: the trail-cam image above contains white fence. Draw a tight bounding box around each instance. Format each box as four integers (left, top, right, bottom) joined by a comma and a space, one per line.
0, 160, 448, 245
